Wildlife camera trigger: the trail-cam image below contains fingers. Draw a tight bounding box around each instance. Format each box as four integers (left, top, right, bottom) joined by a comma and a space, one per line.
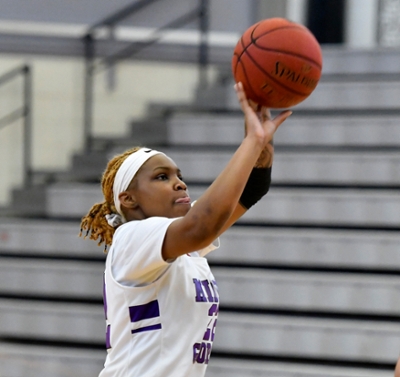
234, 82, 252, 114
235, 82, 292, 130
248, 99, 260, 112
235, 82, 262, 114
261, 107, 271, 122
272, 110, 292, 128
235, 83, 265, 123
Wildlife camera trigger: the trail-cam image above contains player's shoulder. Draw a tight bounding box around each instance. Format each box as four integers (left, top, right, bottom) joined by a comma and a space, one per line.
116, 217, 177, 237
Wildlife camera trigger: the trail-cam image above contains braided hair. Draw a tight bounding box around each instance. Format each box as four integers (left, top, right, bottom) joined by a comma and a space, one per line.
80, 146, 141, 251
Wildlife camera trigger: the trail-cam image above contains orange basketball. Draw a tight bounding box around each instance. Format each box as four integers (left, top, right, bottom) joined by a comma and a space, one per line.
232, 18, 323, 108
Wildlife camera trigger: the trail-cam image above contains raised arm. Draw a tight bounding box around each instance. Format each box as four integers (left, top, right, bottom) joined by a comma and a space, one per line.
212, 103, 277, 236
162, 83, 291, 260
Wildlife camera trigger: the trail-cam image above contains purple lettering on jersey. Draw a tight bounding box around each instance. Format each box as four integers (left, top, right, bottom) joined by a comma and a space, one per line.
192, 278, 208, 302
210, 280, 219, 303
193, 278, 219, 303
193, 342, 212, 364
203, 320, 217, 342
201, 280, 214, 302
129, 300, 160, 322
205, 343, 212, 364
106, 325, 111, 349
192, 343, 201, 363
131, 324, 162, 334
203, 304, 218, 341
208, 303, 218, 317
193, 302, 219, 364
196, 342, 207, 363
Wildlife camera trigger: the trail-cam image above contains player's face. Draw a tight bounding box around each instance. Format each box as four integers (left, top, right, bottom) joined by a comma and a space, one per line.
129, 154, 191, 219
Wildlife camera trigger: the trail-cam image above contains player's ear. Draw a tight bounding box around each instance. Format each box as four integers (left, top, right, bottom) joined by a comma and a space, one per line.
119, 191, 138, 209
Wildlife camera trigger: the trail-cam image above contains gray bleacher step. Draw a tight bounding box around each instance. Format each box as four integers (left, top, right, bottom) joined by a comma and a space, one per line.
2, 257, 400, 316
70, 148, 170, 182
213, 268, 400, 315
10, 185, 47, 216
297, 81, 400, 110
9, 181, 101, 218
210, 227, 400, 269
160, 148, 400, 186
90, 118, 170, 154
214, 312, 400, 364
70, 152, 108, 181
167, 113, 400, 147
0, 218, 101, 256
114, 118, 169, 150
0, 343, 104, 377
70, 118, 171, 182
321, 47, 400, 75
42, 183, 400, 227
1, 298, 398, 364
0, 344, 391, 377
0, 299, 104, 343
196, 79, 400, 111
1, 219, 399, 269
241, 187, 400, 226
208, 358, 393, 377
0, 258, 103, 298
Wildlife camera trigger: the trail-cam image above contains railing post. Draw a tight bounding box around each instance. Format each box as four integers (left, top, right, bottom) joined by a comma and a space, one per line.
198, 0, 209, 89
23, 65, 33, 187
83, 33, 95, 153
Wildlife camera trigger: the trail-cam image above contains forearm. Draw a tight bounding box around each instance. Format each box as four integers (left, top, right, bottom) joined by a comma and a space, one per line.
188, 130, 273, 241
218, 146, 273, 235
184, 136, 264, 245
254, 141, 273, 168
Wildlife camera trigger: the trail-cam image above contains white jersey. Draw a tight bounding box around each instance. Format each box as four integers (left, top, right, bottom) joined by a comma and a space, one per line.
99, 216, 220, 377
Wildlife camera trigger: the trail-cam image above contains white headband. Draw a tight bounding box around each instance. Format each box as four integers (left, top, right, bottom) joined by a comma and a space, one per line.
106, 148, 164, 227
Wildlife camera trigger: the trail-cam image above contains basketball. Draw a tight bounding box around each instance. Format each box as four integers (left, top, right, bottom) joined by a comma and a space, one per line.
232, 18, 323, 108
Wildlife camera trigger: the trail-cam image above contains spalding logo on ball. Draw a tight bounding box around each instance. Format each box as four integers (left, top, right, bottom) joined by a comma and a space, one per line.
232, 17, 323, 108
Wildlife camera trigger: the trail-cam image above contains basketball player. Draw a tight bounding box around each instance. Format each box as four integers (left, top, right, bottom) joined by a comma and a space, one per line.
80, 83, 291, 377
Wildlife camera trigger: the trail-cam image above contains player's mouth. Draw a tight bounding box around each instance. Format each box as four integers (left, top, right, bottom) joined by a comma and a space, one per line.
175, 196, 191, 204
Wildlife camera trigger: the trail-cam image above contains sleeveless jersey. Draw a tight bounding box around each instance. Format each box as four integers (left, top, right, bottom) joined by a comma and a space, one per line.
99, 216, 219, 377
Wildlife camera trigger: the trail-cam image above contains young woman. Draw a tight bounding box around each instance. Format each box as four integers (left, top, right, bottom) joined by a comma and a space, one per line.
80, 83, 291, 377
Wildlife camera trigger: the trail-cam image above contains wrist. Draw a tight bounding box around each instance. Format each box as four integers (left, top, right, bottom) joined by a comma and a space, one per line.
239, 167, 272, 209
244, 132, 265, 151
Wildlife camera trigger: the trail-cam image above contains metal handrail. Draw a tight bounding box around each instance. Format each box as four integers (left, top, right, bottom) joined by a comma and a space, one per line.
98, 6, 204, 70
82, 0, 209, 152
88, 0, 163, 32
0, 65, 33, 187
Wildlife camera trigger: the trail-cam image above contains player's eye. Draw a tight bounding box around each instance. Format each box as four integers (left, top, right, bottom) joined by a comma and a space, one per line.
156, 174, 168, 180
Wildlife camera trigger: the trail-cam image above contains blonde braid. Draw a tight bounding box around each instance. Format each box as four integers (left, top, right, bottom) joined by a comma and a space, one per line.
79, 146, 141, 251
